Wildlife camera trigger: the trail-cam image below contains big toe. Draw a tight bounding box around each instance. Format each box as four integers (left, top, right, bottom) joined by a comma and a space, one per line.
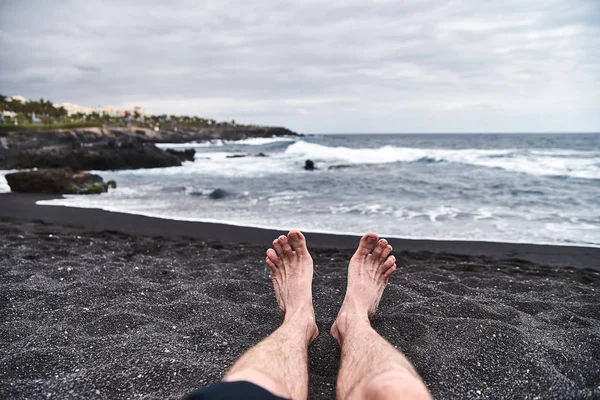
288, 229, 310, 257
355, 232, 378, 258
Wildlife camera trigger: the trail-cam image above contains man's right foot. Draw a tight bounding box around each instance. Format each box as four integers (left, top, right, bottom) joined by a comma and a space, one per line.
265, 230, 319, 342
331, 232, 396, 342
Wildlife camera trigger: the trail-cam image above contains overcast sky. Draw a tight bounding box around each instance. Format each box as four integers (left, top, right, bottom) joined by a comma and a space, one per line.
1, 0, 598, 133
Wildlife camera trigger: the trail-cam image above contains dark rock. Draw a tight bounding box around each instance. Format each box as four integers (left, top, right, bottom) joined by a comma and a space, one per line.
304, 159, 315, 170
0, 126, 298, 170
189, 191, 203, 197
0, 141, 182, 171
256, 152, 268, 157
209, 189, 228, 199
165, 148, 195, 162
0, 141, 10, 158
106, 180, 117, 189
226, 154, 247, 158
5, 168, 112, 195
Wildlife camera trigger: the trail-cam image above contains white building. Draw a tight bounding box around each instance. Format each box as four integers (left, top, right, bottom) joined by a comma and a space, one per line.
4, 95, 153, 119
10, 95, 27, 103
55, 102, 153, 118
1, 111, 17, 118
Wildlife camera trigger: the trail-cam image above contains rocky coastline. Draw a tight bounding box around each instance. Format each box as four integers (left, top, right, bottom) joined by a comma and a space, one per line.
0, 125, 297, 192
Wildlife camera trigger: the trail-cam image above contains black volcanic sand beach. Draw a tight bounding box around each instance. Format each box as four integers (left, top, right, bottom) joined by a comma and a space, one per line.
1, 219, 600, 399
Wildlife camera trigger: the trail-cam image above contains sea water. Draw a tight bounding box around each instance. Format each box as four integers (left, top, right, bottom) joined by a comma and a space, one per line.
20, 133, 600, 247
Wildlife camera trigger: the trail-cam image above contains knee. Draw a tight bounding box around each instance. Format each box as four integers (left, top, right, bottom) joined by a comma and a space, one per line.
361, 371, 432, 400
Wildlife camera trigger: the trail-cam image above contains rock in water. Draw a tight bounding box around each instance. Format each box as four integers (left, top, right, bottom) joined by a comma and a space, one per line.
5, 168, 113, 195
304, 159, 315, 170
209, 189, 228, 199
165, 148, 195, 162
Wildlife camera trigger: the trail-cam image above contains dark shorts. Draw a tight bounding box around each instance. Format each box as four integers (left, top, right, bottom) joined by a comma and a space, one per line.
184, 381, 289, 400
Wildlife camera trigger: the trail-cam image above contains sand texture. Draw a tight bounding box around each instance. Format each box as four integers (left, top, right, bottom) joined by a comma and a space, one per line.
1, 219, 599, 399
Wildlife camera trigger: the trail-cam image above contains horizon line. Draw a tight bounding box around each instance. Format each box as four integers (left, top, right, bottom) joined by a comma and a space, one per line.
303, 131, 600, 135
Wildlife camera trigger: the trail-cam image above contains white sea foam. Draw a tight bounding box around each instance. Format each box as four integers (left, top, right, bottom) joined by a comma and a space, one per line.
37, 195, 600, 247
226, 136, 297, 146
155, 136, 295, 149
155, 141, 224, 149
98, 150, 304, 179
0, 171, 13, 193
19, 135, 600, 248
284, 141, 600, 179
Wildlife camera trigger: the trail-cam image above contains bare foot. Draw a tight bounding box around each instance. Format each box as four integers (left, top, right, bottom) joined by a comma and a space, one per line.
265, 230, 319, 341
331, 232, 396, 342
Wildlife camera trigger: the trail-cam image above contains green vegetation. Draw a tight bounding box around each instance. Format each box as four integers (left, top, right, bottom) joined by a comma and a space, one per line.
0, 122, 102, 132
0, 94, 67, 121
0, 93, 243, 131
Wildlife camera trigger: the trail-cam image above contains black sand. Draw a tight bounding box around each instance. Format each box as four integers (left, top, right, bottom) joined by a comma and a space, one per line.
1, 193, 599, 270
1, 196, 600, 399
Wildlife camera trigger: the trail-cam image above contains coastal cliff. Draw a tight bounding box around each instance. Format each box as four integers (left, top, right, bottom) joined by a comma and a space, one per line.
0, 125, 297, 170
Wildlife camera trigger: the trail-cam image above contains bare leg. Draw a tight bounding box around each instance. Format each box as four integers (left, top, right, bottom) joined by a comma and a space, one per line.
223, 230, 318, 399
331, 233, 432, 400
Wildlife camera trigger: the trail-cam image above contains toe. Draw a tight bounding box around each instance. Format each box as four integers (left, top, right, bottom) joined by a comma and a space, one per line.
371, 239, 388, 260
383, 264, 397, 280
273, 238, 284, 259
355, 232, 378, 258
266, 256, 277, 272
266, 248, 281, 267
380, 255, 396, 275
279, 235, 294, 259
288, 230, 310, 257
378, 245, 393, 265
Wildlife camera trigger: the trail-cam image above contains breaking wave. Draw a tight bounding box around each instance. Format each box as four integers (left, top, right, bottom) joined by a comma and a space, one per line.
284, 141, 600, 179
156, 136, 296, 149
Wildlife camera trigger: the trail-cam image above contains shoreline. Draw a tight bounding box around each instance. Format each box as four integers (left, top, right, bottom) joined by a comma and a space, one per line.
1, 192, 598, 270
34, 199, 600, 250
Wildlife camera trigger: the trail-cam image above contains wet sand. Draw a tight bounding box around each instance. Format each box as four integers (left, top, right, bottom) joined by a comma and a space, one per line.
0, 194, 599, 399
1, 193, 599, 270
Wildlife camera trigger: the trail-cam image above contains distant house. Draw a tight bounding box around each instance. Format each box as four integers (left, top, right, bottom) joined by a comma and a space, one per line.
10, 95, 27, 103
1, 110, 17, 118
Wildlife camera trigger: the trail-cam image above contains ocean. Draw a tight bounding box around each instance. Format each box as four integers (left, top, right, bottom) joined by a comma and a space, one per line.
8, 133, 599, 247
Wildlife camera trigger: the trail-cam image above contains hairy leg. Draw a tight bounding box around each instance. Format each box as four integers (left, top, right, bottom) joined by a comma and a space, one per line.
223, 230, 318, 399
332, 233, 431, 400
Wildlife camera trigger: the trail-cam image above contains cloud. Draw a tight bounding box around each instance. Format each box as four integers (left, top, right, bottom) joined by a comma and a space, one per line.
0, 0, 598, 132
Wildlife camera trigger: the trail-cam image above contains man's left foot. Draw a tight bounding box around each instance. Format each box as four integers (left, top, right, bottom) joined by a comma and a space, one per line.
265, 230, 319, 341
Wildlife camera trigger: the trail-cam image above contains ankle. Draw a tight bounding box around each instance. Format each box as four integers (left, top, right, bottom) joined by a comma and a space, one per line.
333, 302, 370, 340
283, 306, 318, 340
